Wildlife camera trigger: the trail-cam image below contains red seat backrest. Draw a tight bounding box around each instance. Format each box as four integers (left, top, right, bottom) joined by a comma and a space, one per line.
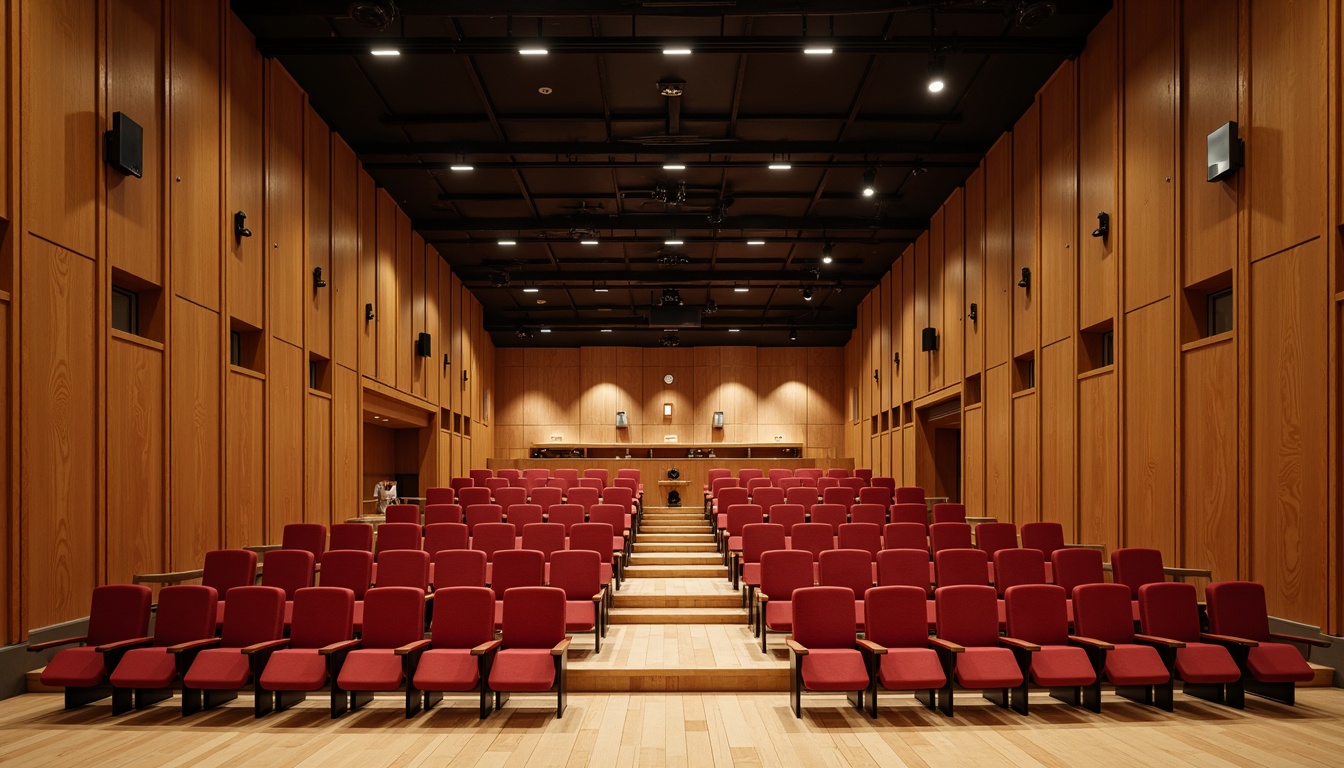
1205, 581, 1272, 642
1003, 584, 1071, 646
759, 549, 815, 602
929, 522, 972, 553
85, 584, 153, 646
153, 585, 219, 646
1051, 548, 1105, 594
934, 548, 989, 587
934, 584, 1001, 648
281, 523, 328, 559
837, 523, 881, 560
423, 522, 469, 555
741, 523, 787, 565
202, 550, 258, 597
424, 504, 463, 526
319, 550, 372, 599
376, 549, 431, 590
261, 549, 315, 599
876, 549, 932, 594
1138, 581, 1202, 643
818, 549, 873, 601
992, 548, 1046, 597
1070, 583, 1138, 644
792, 586, 859, 650
430, 586, 495, 649
883, 522, 928, 553
361, 587, 426, 649
500, 586, 566, 650
432, 549, 487, 589
865, 585, 931, 646
218, 586, 286, 647
289, 587, 354, 649
1112, 547, 1167, 599
471, 522, 518, 562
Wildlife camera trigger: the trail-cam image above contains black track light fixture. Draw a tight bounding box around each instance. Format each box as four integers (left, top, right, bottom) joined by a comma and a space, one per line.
821, 243, 834, 265
862, 168, 877, 197
789, 328, 798, 342
802, 287, 814, 301
927, 55, 946, 93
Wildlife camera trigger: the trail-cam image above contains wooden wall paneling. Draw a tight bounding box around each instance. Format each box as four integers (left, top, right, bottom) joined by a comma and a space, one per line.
1077, 10, 1119, 330
304, 105, 331, 359
1011, 391, 1038, 525
267, 339, 305, 541
304, 393, 332, 524
169, 298, 221, 569
1039, 338, 1075, 538
1121, 0, 1177, 311
225, 13, 264, 329
806, 350, 844, 459
0, 301, 7, 643
464, 294, 479, 420
879, 273, 893, 412
902, 425, 915, 485
21, 238, 98, 629
913, 233, 931, 397
984, 136, 1013, 369
23, 0, 98, 258
0, 0, 7, 220
964, 165, 986, 376
265, 63, 305, 344
168, 0, 221, 309
357, 171, 377, 377
890, 255, 903, 405
1012, 102, 1040, 359
1122, 298, 1176, 556
423, 248, 440, 406
1181, 338, 1237, 577
1248, 0, 1328, 261
1078, 370, 1120, 552
526, 348, 580, 441
395, 215, 412, 392
579, 347, 617, 443
692, 347, 720, 445
942, 188, 965, 386
224, 371, 264, 548
375, 190, 397, 383
758, 348, 808, 444
495, 348, 525, 429
107, 339, 165, 584
1039, 62, 1078, 345
721, 348, 756, 444
1249, 242, 1330, 626
1181, 0, 1239, 286
330, 138, 359, 369
440, 267, 455, 417
983, 363, 1012, 521
900, 247, 915, 403
410, 234, 426, 399
107, 0, 164, 284
928, 211, 945, 392
643, 347, 693, 436
962, 405, 984, 516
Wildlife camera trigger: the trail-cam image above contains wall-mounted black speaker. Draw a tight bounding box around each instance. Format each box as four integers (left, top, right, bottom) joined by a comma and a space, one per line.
105, 112, 143, 178
1207, 121, 1244, 182
415, 332, 432, 358
921, 327, 938, 352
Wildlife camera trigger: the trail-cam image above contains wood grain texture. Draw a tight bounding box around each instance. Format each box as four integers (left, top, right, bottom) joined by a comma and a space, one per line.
23, 0, 98, 258
1249, 0, 1328, 261
963, 164, 986, 377
411, 233, 426, 399
1181, 337, 1237, 578
1077, 9, 1119, 330
358, 170, 378, 377
900, 246, 915, 404
1039, 338, 1075, 539
876, 275, 889, 413
169, 0, 222, 309
304, 394, 332, 524
962, 404, 985, 516
927, 213, 945, 393
375, 190, 397, 385
942, 188, 965, 386
1249, 242, 1329, 626
107, 338, 165, 585
1012, 392, 1038, 526
396, 211, 412, 392
267, 339, 305, 541
224, 371, 264, 548
0, 302, 7, 643
330, 138, 359, 370
439, 266, 456, 416
1078, 370, 1119, 553
984, 135, 1013, 370
1039, 62, 1077, 346
1181, 0, 1239, 287
1123, 298, 1176, 556
1122, 0, 1176, 311
21, 238, 98, 630
1012, 101, 1039, 360
107, 0, 164, 284
225, 12, 265, 329
169, 298, 221, 569
332, 365, 361, 526
265, 62, 305, 345
913, 232, 930, 398
423, 249, 440, 407
304, 106, 331, 359
889, 256, 903, 406
983, 363, 1012, 521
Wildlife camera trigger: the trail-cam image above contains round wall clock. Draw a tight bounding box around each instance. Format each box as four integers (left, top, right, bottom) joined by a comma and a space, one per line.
663, 373, 675, 384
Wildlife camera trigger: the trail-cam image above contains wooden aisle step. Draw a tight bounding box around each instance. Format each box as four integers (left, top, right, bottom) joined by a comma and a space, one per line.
609, 608, 745, 625
622, 564, 728, 578
636, 532, 714, 543
626, 553, 724, 567
633, 542, 718, 553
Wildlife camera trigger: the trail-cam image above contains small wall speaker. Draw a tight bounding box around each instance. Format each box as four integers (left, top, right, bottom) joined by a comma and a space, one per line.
616, 411, 628, 429
415, 332, 432, 358
1207, 121, 1244, 182
921, 327, 939, 352
712, 411, 724, 429
105, 112, 143, 178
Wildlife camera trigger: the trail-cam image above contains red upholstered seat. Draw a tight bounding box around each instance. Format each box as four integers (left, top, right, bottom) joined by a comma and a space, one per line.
34, 584, 153, 710
488, 586, 571, 717
330, 523, 374, 552
459, 487, 492, 510
472, 522, 519, 565
413, 585, 498, 717
883, 522, 928, 552
894, 486, 925, 505
469, 469, 494, 484
258, 586, 355, 716
109, 585, 219, 714
424, 522, 470, 556
934, 548, 989, 588
758, 549, 815, 653
750, 486, 785, 511
1139, 581, 1244, 707
425, 487, 454, 506
860, 585, 946, 718
494, 486, 528, 509
385, 504, 420, 525
200, 549, 258, 628
425, 504, 463, 526
333, 587, 426, 717
1206, 581, 1315, 688
838, 522, 882, 561
507, 504, 544, 529
790, 523, 834, 564
767, 504, 805, 532
585, 468, 610, 485
857, 487, 893, 507
880, 648, 947, 690
993, 548, 1046, 598
550, 549, 605, 652
849, 504, 887, 528
799, 648, 869, 690
279, 523, 327, 560
547, 504, 585, 533
180, 586, 287, 715
819, 549, 873, 631
521, 523, 567, 562
955, 648, 1026, 688
1002, 584, 1096, 713
1070, 583, 1171, 709
1112, 548, 1166, 598
889, 503, 928, 528
465, 504, 504, 534
784, 486, 819, 514
739, 523, 786, 621
930, 503, 965, 524
569, 522, 618, 595
530, 487, 563, 514
787, 586, 868, 717
375, 523, 423, 558
376, 549, 431, 590
929, 522, 972, 554
434, 548, 487, 589
450, 477, 475, 492
931, 584, 1023, 715
810, 503, 847, 534
492, 549, 546, 627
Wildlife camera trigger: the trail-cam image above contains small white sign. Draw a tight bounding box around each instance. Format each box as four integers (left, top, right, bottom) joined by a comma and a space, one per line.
663, 435, 678, 443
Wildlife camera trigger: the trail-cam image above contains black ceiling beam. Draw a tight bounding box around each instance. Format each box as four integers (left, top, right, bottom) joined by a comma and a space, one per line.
235, 1, 1039, 18
415, 213, 926, 231
367, 159, 974, 171
436, 191, 908, 202
384, 111, 964, 126
356, 139, 986, 156
459, 269, 878, 284
428, 235, 912, 246
256, 35, 1085, 57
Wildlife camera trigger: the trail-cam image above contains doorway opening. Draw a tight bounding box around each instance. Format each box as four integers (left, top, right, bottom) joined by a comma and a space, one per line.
916, 396, 962, 502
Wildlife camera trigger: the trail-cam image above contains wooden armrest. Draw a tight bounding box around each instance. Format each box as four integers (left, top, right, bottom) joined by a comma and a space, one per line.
1269, 631, 1331, 648
94, 637, 154, 653
856, 639, 887, 655
133, 568, 205, 585
319, 639, 361, 656
1164, 566, 1213, 579
928, 637, 965, 654
1063, 543, 1106, 552
757, 592, 770, 603
785, 638, 808, 655
999, 637, 1041, 653
241, 639, 291, 655
551, 637, 572, 656
1068, 635, 1115, 651
394, 639, 432, 656
424, 592, 435, 603
27, 635, 88, 652
471, 639, 502, 656
243, 544, 282, 554
592, 593, 604, 603
1134, 633, 1186, 649
168, 637, 222, 654
1201, 632, 1257, 647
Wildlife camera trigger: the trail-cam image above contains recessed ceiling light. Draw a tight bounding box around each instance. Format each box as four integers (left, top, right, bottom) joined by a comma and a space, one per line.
538, 86, 553, 95
580, 239, 599, 245
594, 288, 609, 293
540, 328, 551, 333
662, 163, 686, 170
371, 49, 400, 56
665, 239, 684, 246
927, 56, 946, 93
734, 287, 749, 293
768, 163, 792, 170
803, 47, 834, 55
600, 329, 613, 333
747, 239, 765, 246
728, 329, 741, 333
663, 48, 692, 55
498, 239, 516, 246
519, 47, 548, 55
523, 288, 539, 293
450, 164, 474, 171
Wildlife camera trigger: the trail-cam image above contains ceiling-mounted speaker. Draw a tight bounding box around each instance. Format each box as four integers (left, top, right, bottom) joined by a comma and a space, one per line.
415, 332, 432, 358
1207, 121, 1244, 182
105, 112, 143, 178
921, 327, 939, 352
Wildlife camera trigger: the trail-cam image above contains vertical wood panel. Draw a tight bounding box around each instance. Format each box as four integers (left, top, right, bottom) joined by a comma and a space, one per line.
984, 136, 1013, 369
411, 234, 426, 399
900, 248, 915, 403
1039, 338, 1075, 539
942, 188, 965, 386
0, 302, 8, 642
890, 258, 903, 406
170, 298, 221, 568
332, 365, 361, 524
1078, 371, 1119, 552
983, 363, 1012, 521
266, 64, 305, 345
267, 339, 305, 541
1122, 0, 1177, 311
22, 239, 98, 628
913, 233, 930, 398
396, 214, 412, 391
1181, 0, 1239, 286
23, 0, 98, 258
1012, 102, 1039, 359
224, 372, 264, 548
962, 405, 984, 515
168, 0, 221, 309
305, 106, 331, 359
331, 139, 360, 370
305, 394, 332, 524
1012, 392, 1038, 525
1249, 242, 1329, 626
107, 339, 164, 584
1039, 63, 1077, 345
963, 165, 985, 376
927, 213, 944, 392
1181, 339, 1237, 576
358, 171, 378, 377
1078, 10, 1119, 329
107, 0, 164, 284
1123, 298, 1176, 556
225, 13, 264, 329
375, 190, 397, 383
424, 249, 440, 406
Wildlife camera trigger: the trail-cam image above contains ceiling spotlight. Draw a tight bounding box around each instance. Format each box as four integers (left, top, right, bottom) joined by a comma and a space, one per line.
660, 333, 682, 347
348, 0, 398, 30
661, 288, 684, 306
663, 163, 686, 170
580, 239, 599, 245
490, 271, 510, 287
665, 238, 684, 246
600, 329, 613, 333
370, 48, 400, 56
450, 155, 473, 171
747, 239, 765, 246
862, 168, 877, 197
728, 328, 740, 333
927, 56, 946, 93
540, 328, 551, 333
734, 286, 749, 293
523, 287, 539, 293
663, 47, 692, 55
768, 162, 792, 171
821, 243, 834, 265
704, 299, 718, 315
497, 239, 516, 246
789, 328, 798, 342
802, 287, 814, 301
519, 47, 548, 55
594, 287, 609, 293
803, 47, 834, 55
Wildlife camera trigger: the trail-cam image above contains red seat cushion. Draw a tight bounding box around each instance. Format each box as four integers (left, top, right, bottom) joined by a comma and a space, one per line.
413, 649, 480, 692
1103, 644, 1169, 686
40, 647, 106, 687
1174, 643, 1241, 684
260, 649, 328, 691
954, 647, 1023, 689
184, 649, 251, 690
110, 648, 178, 688
489, 649, 556, 691
337, 649, 404, 690
564, 601, 596, 632
800, 649, 869, 691
878, 648, 945, 690
742, 563, 762, 585
1029, 646, 1095, 687
1247, 643, 1314, 683
763, 602, 794, 631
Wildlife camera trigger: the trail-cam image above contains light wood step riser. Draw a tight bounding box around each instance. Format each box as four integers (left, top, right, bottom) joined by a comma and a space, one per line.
624, 567, 730, 578
634, 544, 719, 553
569, 669, 789, 693
609, 614, 748, 625
612, 596, 742, 609
1306, 663, 1336, 687
636, 534, 715, 543
639, 528, 712, 534
629, 557, 725, 566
